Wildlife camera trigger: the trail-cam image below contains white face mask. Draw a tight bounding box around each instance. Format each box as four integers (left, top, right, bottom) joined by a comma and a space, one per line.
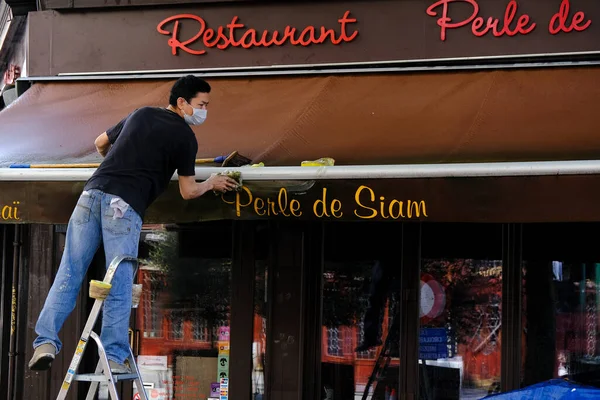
183, 103, 207, 126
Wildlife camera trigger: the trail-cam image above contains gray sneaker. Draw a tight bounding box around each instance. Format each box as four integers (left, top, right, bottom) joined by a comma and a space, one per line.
108, 360, 131, 374
28, 343, 56, 371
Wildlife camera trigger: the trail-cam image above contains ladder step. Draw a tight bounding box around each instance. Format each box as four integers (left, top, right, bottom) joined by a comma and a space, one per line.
74, 373, 140, 382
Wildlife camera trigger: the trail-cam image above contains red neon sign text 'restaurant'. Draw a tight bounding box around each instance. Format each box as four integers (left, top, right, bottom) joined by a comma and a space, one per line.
156, 11, 359, 56
426, 0, 591, 41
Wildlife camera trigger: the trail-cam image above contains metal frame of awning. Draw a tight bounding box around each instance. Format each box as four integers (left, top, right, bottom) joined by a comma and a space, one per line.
14, 59, 600, 83
2, 160, 600, 181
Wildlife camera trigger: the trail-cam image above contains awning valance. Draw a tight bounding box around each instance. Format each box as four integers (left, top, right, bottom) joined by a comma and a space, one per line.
3, 173, 600, 224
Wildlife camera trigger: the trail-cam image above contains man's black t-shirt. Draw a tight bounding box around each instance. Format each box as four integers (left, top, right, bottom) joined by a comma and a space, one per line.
84, 107, 198, 218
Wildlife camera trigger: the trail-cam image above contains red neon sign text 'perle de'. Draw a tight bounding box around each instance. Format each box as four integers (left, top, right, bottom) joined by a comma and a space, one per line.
426, 0, 591, 41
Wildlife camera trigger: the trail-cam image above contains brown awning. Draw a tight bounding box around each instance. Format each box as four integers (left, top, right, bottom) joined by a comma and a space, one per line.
2, 67, 600, 167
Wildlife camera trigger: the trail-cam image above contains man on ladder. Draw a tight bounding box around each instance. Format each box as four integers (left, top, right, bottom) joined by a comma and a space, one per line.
28, 75, 239, 375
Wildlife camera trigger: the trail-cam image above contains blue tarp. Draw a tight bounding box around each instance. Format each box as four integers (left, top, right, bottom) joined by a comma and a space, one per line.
484, 379, 600, 399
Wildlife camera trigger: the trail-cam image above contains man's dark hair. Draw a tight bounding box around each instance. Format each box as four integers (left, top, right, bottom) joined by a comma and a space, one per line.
169, 75, 211, 106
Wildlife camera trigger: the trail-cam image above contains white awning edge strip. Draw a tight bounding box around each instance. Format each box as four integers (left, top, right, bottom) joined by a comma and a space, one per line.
2, 160, 600, 182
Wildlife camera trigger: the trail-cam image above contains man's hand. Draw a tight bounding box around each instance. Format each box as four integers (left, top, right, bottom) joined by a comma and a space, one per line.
207, 174, 239, 193
178, 174, 238, 200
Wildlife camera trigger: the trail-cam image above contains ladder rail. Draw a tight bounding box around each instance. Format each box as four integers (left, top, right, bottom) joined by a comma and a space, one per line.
129, 343, 149, 400
361, 310, 400, 400
85, 361, 103, 400
83, 337, 148, 400
92, 331, 121, 400
56, 255, 142, 400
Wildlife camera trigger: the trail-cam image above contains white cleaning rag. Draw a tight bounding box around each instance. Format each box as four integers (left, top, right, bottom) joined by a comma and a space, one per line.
110, 197, 129, 219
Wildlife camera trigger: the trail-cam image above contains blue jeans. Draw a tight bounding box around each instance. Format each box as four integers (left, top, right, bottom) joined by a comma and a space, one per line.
33, 189, 143, 364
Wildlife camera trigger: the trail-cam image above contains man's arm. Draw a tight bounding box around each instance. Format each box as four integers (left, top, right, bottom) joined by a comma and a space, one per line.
96, 114, 130, 157
94, 132, 111, 157
178, 176, 212, 200
178, 175, 238, 200
176, 131, 237, 200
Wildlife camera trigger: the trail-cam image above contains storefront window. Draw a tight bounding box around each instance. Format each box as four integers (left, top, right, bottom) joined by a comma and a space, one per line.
252, 222, 269, 400
522, 224, 600, 389
420, 224, 503, 399
135, 223, 233, 400
321, 222, 401, 400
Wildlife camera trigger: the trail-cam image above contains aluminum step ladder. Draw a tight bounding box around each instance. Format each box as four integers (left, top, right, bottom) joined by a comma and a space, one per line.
56, 255, 148, 400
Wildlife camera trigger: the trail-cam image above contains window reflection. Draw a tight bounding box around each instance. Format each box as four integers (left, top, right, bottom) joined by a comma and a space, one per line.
252, 223, 269, 400
321, 223, 401, 400
135, 224, 232, 400
168, 313, 184, 341
326, 327, 344, 357
420, 259, 502, 399
253, 259, 267, 399
522, 224, 600, 389
420, 223, 503, 400
142, 270, 164, 338
523, 261, 600, 383
192, 317, 208, 342
356, 321, 377, 360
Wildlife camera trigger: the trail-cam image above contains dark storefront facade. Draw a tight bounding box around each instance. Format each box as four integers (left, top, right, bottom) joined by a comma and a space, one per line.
3, 1, 600, 399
